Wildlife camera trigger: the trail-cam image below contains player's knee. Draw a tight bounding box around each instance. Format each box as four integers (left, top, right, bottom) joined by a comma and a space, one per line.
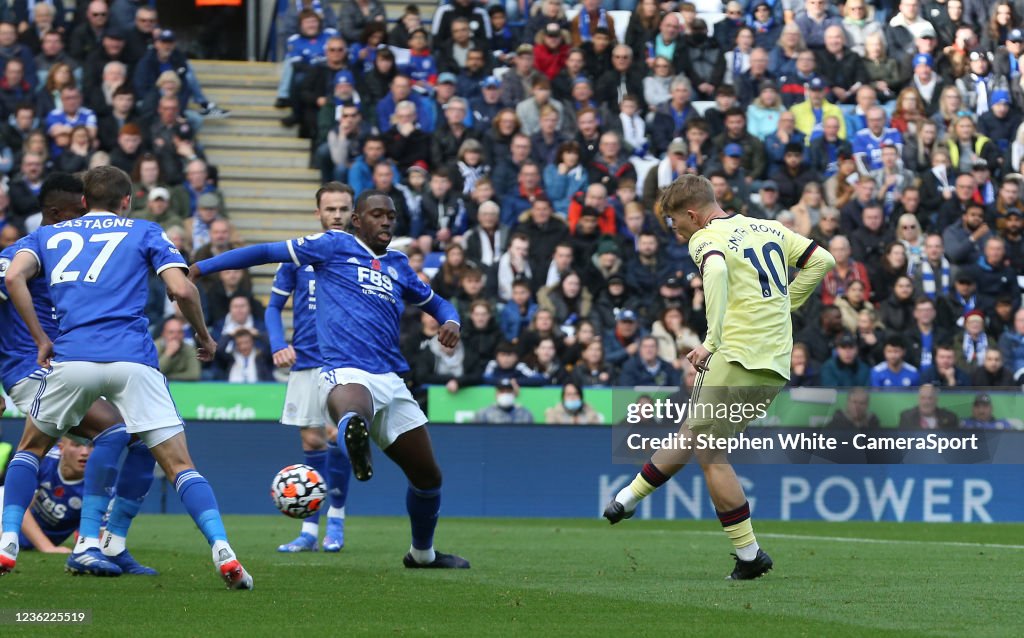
411, 466, 442, 491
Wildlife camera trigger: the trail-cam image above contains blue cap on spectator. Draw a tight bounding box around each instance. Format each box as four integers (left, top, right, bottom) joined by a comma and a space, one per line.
334, 70, 355, 86
1009, 28, 1024, 43
912, 53, 933, 69
156, 29, 176, 42
993, 90, 1011, 105
104, 27, 126, 40
481, 76, 501, 89
806, 76, 827, 91
615, 309, 637, 323
573, 76, 592, 86
724, 143, 743, 158
437, 72, 457, 85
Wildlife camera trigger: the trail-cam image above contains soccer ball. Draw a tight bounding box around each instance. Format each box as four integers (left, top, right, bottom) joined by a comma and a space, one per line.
270, 464, 326, 519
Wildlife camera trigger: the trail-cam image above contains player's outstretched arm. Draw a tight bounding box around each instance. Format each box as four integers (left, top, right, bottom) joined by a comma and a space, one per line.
788, 244, 836, 311
5, 251, 52, 366
162, 267, 217, 361
190, 242, 295, 281
20, 502, 71, 554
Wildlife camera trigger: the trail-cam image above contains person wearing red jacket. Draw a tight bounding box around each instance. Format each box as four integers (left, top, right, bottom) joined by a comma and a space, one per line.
534, 22, 570, 81
568, 183, 617, 235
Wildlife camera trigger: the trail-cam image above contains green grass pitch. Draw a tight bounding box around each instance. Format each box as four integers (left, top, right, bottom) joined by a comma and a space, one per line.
2, 515, 1022, 637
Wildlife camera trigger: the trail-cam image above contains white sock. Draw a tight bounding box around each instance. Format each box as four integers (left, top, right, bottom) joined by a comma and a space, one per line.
409, 545, 436, 564
74, 534, 100, 554
736, 541, 760, 562
211, 540, 234, 564
0, 531, 19, 556
327, 506, 345, 520
301, 521, 319, 536
615, 485, 639, 512
100, 531, 126, 556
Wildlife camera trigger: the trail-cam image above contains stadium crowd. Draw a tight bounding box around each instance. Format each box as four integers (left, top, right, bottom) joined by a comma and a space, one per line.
2, 1, 1023, 425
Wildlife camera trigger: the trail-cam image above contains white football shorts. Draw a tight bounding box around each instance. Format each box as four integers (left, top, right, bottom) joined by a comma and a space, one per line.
281, 368, 331, 427
30, 361, 183, 446
318, 367, 427, 450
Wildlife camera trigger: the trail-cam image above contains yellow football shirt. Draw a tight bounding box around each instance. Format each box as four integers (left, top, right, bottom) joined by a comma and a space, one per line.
689, 214, 816, 379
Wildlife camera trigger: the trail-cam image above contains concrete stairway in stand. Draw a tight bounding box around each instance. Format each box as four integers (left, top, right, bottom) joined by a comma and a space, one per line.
190, 59, 324, 301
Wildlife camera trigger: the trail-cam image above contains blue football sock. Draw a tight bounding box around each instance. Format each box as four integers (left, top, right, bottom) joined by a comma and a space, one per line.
326, 441, 351, 511
174, 469, 227, 545
302, 449, 328, 525
406, 485, 441, 551
1, 452, 41, 536
80, 425, 129, 542
106, 441, 156, 538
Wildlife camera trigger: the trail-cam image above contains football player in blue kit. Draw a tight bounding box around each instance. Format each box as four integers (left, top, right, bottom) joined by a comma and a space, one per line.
0, 173, 157, 577
0, 167, 252, 589
269, 182, 353, 553
191, 190, 469, 569
18, 438, 89, 554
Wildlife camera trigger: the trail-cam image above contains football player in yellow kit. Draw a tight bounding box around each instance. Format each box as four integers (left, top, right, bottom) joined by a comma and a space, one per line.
605, 174, 835, 579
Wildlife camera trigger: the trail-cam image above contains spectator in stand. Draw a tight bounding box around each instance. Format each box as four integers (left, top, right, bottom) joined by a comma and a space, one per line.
273, 10, 337, 110
953, 310, 990, 372
770, 142, 818, 208
156, 317, 200, 381
8, 151, 44, 231
214, 327, 274, 383
618, 335, 680, 387
826, 387, 881, 429
108, 122, 142, 173
681, 19, 724, 100
134, 29, 225, 120
148, 95, 200, 186
791, 76, 847, 144
972, 348, 1018, 386
603, 309, 646, 368
545, 382, 603, 424
794, 304, 845, 366
1002, 208, 1024, 270
968, 237, 1021, 313
0, 22, 35, 88
920, 343, 971, 387
130, 186, 184, 231
70, 3, 108, 61
475, 379, 534, 423
779, 49, 818, 108
943, 202, 994, 268
338, 0, 385, 44
870, 334, 920, 387
516, 76, 565, 137
764, 111, 805, 175
998, 308, 1024, 383
789, 342, 820, 386
129, 152, 184, 216
0, 58, 32, 118
121, 4, 158, 63
44, 84, 96, 149
183, 192, 223, 254
820, 333, 871, 387
34, 28, 78, 89
898, 384, 958, 429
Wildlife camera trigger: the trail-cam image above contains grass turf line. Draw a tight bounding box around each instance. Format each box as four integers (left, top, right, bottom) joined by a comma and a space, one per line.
1, 515, 1021, 637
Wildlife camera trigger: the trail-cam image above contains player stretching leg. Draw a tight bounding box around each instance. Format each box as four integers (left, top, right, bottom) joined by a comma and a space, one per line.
0, 173, 155, 577
604, 175, 834, 579
191, 190, 470, 569
269, 183, 353, 553
1, 167, 252, 589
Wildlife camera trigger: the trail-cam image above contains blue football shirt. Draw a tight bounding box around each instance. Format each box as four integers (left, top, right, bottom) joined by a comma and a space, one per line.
17, 212, 187, 369
19, 448, 83, 548
285, 230, 434, 374
270, 262, 323, 371
0, 241, 60, 391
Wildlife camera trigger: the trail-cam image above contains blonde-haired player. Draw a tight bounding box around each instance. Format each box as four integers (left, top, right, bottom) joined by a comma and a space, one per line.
604, 174, 835, 580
